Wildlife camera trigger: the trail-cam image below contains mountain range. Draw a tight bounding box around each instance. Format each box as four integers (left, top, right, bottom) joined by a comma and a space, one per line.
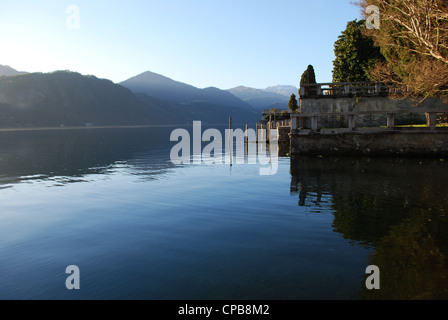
120, 71, 254, 110
0, 64, 297, 128
227, 85, 298, 110
0, 71, 157, 127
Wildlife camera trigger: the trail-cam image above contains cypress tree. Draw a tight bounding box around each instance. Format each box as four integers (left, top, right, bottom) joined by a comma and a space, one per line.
300, 65, 317, 97
300, 65, 316, 85
288, 94, 298, 113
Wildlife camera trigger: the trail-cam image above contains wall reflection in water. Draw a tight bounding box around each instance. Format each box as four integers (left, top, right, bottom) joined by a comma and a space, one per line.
290, 155, 448, 299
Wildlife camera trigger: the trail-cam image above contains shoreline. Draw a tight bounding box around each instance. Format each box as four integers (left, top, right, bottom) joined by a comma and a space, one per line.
0, 124, 186, 133
0, 122, 254, 133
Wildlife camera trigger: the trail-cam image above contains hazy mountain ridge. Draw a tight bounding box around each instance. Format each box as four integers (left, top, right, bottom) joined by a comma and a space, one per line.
120, 71, 257, 112
0, 70, 260, 128
0, 64, 27, 77
264, 85, 298, 97
228, 85, 298, 110
227, 86, 287, 101
120, 71, 199, 103
0, 71, 160, 127
134, 92, 259, 125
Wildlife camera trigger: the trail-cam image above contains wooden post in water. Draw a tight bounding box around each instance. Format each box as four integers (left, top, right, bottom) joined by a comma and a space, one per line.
256, 123, 258, 143
268, 115, 272, 143
256, 123, 259, 153
245, 124, 249, 156
229, 117, 233, 166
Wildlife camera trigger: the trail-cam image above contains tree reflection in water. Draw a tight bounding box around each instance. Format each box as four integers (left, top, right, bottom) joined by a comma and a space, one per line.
290, 155, 448, 300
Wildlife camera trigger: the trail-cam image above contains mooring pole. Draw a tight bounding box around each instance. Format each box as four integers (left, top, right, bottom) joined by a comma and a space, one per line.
229, 117, 233, 167
256, 123, 259, 153
245, 124, 249, 156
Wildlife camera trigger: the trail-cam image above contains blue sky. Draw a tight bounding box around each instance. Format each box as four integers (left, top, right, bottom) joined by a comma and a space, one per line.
0, 0, 362, 89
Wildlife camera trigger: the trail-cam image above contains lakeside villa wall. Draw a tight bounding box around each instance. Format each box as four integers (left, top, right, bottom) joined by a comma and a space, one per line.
299, 83, 448, 128
257, 82, 448, 157
290, 83, 448, 157
290, 129, 448, 157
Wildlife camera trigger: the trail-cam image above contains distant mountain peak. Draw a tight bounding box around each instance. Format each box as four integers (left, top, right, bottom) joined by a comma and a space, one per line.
0, 64, 27, 77
120, 71, 255, 111
125, 71, 195, 88
133, 70, 170, 81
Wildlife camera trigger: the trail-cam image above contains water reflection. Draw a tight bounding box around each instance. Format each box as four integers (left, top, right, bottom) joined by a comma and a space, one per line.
290, 156, 448, 299
0, 127, 177, 188
2, 127, 448, 299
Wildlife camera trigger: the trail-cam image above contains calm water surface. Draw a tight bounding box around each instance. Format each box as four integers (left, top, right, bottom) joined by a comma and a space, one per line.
0, 127, 447, 300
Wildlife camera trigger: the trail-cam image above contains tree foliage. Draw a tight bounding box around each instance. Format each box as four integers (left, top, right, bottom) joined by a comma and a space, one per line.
300, 65, 316, 85
288, 94, 298, 113
299, 65, 317, 97
357, 0, 448, 99
332, 19, 385, 83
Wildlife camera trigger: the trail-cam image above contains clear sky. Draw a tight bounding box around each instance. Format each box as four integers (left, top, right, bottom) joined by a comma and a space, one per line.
0, 0, 362, 89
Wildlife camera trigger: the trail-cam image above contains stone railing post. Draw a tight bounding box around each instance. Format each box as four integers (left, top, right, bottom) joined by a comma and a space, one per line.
426, 112, 437, 129
344, 84, 350, 95
387, 113, 395, 129
291, 115, 298, 130
348, 114, 356, 130
311, 115, 319, 131
375, 83, 381, 94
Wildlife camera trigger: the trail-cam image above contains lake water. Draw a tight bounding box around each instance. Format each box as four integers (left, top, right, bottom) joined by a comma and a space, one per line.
0, 126, 447, 300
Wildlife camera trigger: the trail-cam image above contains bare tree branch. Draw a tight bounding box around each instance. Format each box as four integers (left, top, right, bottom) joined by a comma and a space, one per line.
357, 0, 448, 99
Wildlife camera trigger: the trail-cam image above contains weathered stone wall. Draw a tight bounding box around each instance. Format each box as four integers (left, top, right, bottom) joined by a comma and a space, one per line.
290, 130, 448, 157
300, 96, 448, 127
